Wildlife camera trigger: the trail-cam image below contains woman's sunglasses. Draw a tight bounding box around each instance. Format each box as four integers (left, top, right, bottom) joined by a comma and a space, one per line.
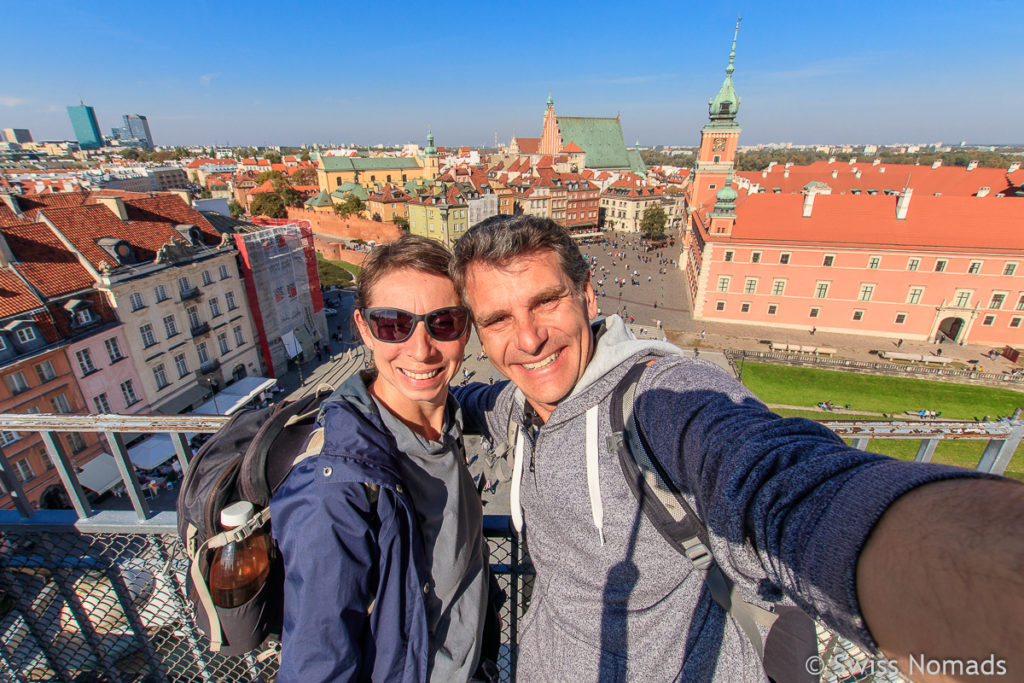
361, 306, 470, 343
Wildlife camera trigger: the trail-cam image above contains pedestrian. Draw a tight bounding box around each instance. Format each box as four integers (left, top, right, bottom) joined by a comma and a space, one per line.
810, 326, 816, 335
700, 329, 706, 340
324, 343, 332, 359
897, 338, 903, 348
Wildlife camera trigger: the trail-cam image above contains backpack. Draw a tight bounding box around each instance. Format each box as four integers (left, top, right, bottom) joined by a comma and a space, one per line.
176, 386, 338, 657
506, 356, 819, 683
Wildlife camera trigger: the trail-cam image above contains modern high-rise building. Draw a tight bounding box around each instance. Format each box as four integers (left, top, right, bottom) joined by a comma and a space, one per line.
66, 102, 103, 150
2, 128, 33, 144
117, 113, 154, 150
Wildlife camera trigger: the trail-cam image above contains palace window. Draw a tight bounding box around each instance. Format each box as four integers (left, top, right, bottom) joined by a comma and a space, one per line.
779, 252, 790, 265
1004, 263, 1017, 276
868, 256, 880, 269
814, 282, 830, 299
715, 301, 725, 311
723, 251, 733, 262
907, 288, 924, 305
934, 260, 947, 273
822, 255, 834, 267
1011, 317, 1022, 328
858, 284, 875, 302
740, 302, 750, 313
717, 277, 730, 292
750, 251, 761, 264
990, 293, 1006, 310
809, 307, 820, 318
982, 315, 995, 326
968, 261, 982, 274
744, 278, 757, 294
895, 313, 907, 324
772, 279, 786, 296
907, 258, 920, 271
953, 290, 972, 308
767, 304, 778, 315
852, 310, 864, 321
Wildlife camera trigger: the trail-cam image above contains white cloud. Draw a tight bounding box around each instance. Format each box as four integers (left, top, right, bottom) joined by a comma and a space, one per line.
0, 96, 27, 107
199, 73, 221, 87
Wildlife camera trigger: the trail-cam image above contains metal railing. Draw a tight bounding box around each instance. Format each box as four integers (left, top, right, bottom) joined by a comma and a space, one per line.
3, 412, 1020, 682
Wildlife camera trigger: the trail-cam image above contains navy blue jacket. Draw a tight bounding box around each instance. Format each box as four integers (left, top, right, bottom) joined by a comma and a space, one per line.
270, 382, 430, 682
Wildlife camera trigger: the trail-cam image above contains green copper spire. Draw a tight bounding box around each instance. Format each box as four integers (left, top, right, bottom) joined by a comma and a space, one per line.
425, 128, 437, 156
712, 171, 738, 216
546, 92, 553, 108
708, 17, 741, 124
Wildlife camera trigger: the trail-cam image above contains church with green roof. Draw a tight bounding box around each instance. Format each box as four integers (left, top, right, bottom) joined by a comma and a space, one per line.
534, 95, 647, 176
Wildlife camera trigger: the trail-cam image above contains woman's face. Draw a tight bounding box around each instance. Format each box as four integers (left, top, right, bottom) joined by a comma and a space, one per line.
354, 268, 468, 416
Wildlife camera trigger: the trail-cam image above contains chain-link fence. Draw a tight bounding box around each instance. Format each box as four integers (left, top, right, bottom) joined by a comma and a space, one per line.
0, 517, 528, 683
1, 516, 903, 683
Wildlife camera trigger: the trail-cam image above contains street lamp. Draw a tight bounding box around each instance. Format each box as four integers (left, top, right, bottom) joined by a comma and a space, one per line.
207, 377, 219, 413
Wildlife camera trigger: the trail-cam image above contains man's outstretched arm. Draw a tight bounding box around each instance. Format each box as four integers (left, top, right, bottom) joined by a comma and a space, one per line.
857, 477, 1024, 681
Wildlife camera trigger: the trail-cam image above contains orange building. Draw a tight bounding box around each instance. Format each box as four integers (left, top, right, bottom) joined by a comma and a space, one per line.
366, 185, 411, 223
680, 24, 1024, 347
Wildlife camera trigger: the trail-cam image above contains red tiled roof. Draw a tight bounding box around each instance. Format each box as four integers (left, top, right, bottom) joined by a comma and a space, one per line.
516, 137, 541, 154
0, 268, 43, 319
741, 161, 1020, 198
2, 221, 94, 296
561, 142, 584, 153
731, 192, 1024, 252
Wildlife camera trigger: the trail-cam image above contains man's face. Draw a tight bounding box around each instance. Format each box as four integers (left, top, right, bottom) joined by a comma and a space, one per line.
464, 249, 598, 422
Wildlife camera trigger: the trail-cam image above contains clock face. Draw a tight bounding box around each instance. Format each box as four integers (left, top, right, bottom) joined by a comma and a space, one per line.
712, 137, 727, 152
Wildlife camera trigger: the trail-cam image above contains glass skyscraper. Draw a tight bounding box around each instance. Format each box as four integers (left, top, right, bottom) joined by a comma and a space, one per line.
66, 102, 103, 150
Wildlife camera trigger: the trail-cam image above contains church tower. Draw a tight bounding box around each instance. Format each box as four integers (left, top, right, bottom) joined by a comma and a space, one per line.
538, 93, 562, 156
423, 128, 440, 180
691, 19, 742, 211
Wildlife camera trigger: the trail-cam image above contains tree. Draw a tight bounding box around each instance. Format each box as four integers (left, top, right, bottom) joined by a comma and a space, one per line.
333, 194, 365, 217
228, 200, 244, 218
250, 193, 286, 218
300, 151, 311, 162
257, 170, 286, 185
640, 205, 667, 239
265, 151, 282, 164
393, 216, 410, 231
200, 188, 213, 199
372, 213, 382, 222
290, 167, 317, 185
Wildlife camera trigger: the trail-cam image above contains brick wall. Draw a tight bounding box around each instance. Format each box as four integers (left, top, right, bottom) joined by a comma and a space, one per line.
285, 207, 403, 243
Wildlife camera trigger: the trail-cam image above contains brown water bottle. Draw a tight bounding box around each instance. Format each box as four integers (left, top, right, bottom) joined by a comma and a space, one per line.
209, 501, 271, 608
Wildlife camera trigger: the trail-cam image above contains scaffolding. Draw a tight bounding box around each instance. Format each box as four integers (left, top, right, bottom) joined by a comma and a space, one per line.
236, 224, 327, 377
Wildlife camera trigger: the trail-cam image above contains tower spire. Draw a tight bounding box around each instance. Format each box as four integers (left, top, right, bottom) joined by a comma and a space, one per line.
726, 16, 740, 76
707, 18, 742, 123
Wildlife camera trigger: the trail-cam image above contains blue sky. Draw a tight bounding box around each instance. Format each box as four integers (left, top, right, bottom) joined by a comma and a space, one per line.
2, 1, 1022, 148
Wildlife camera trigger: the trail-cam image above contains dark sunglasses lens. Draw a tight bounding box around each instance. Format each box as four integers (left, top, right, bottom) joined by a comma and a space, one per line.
427, 308, 468, 341
368, 309, 414, 341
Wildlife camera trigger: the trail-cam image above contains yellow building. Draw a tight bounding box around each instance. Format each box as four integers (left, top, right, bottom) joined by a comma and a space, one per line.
407, 184, 469, 248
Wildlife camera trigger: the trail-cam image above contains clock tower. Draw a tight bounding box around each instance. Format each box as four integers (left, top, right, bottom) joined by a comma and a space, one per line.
692, 19, 742, 211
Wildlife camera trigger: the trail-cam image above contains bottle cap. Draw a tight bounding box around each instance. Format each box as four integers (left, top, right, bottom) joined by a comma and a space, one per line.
220, 500, 255, 528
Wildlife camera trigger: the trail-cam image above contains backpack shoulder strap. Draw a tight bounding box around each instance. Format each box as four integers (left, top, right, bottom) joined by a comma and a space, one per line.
610, 355, 778, 660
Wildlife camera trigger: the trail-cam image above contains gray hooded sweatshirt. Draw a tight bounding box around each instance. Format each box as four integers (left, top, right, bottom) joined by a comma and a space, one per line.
455, 315, 983, 682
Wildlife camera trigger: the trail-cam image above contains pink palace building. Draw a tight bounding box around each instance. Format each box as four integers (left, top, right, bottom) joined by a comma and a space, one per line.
680, 25, 1024, 347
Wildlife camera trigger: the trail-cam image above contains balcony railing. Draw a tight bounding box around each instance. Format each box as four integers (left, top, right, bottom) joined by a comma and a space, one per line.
1, 413, 1020, 682
189, 322, 210, 338
178, 287, 201, 303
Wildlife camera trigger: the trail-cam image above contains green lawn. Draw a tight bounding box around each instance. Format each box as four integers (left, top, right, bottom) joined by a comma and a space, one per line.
758, 368, 1024, 482
317, 254, 361, 288
742, 362, 1023, 420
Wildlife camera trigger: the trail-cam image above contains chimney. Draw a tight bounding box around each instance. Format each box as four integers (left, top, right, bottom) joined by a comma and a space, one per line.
802, 191, 816, 217
855, 170, 862, 179
95, 195, 128, 220
977, 187, 991, 198
761, 170, 768, 178
879, 166, 886, 173
1009, 162, 1021, 173
170, 189, 193, 206
872, 159, 881, 166
850, 157, 857, 164
784, 169, 790, 178
931, 159, 942, 169
896, 188, 913, 219
831, 169, 838, 178
966, 160, 979, 171
828, 157, 836, 164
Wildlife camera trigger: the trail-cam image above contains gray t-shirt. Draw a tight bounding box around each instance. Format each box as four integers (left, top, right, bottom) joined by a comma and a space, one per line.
373, 396, 488, 683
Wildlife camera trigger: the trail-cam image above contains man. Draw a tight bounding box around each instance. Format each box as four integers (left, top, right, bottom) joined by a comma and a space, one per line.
452, 215, 1024, 682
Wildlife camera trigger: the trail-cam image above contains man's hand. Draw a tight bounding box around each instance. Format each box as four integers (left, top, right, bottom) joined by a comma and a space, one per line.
857, 478, 1024, 682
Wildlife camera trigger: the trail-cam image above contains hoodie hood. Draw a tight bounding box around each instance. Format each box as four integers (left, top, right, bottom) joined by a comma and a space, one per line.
562, 314, 682, 412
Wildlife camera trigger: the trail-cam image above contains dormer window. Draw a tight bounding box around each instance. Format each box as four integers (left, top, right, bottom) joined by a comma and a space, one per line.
64, 298, 98, 328
97, 237, 136, 265
174, 224, 203, 246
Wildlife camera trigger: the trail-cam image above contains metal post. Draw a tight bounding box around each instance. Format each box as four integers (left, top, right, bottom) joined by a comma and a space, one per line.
914, 438, 940, 463
105, 431, 152, 521
849, 437, 871, 451
0, 443, 35, 518
170, 431, 193, 472
39, 430, 92, 519
976, 423, 1024, 475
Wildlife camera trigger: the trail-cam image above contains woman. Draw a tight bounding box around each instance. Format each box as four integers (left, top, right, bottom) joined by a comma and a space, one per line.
271, 235, 488, 682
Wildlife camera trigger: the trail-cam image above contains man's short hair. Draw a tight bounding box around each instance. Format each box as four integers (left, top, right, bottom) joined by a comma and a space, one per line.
450, 215, 589, 303
356, 234, 453, 309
